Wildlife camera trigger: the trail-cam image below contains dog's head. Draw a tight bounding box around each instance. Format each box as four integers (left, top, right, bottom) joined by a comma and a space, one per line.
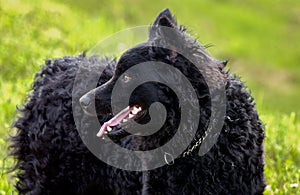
80, 9, 226, 144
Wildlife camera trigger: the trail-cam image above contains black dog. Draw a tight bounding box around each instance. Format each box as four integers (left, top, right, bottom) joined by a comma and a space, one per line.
11, 9, 265, 194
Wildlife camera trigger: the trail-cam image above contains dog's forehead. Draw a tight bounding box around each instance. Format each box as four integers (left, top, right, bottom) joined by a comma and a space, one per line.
116, 44, 150, 71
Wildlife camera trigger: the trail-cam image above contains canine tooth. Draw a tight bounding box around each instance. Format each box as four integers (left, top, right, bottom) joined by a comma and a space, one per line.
105, 131, 108, 134
107, 126, 112, 131
129, 114, 134, 119
122, 118, 128, 123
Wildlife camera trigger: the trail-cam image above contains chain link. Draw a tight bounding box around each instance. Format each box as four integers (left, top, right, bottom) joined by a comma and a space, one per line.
163, 127, 212, 165
182, 127, 211, 158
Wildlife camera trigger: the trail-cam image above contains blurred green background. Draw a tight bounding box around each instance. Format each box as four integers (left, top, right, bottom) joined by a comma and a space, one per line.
0, 0, 299, 194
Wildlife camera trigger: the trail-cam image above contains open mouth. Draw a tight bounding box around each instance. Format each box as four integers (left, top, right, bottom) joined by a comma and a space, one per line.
97, 105, 146, 139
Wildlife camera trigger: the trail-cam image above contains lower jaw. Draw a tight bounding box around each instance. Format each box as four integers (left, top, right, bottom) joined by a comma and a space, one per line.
106, 128, 130, 141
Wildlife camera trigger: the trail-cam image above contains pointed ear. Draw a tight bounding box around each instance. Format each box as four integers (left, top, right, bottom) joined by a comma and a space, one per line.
149, 9, 177, 40
218, 60, 229, 70
153, 9, 177, 28
149, 9, 182, 63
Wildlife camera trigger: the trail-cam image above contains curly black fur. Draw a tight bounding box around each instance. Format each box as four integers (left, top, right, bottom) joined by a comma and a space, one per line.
10, 9, 265, 195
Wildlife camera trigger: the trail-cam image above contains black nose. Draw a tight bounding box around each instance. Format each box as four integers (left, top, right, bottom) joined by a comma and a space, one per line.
79, 95, 91, 108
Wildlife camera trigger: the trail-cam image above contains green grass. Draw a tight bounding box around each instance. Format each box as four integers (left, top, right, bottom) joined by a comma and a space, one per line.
0, 0, 299, 194
262, 112, 300, 194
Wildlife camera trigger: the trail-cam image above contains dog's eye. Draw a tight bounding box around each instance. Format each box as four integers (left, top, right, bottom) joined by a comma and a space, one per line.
123, 75, 132, 83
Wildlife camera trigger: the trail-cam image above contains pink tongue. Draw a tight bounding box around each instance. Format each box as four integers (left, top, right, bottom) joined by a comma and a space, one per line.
97, 106, 132, 137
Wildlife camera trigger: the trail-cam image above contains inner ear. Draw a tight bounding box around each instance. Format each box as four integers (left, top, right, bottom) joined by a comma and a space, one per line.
157, 16, 175, 28
153, 9, 177, 28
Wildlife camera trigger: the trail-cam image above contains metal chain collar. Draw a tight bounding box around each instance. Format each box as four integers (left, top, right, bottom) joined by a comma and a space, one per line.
163, 126, 212, 165
182, 126, 211, 157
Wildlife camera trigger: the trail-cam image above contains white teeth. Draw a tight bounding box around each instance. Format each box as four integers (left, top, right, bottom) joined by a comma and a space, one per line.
107, 126, 112, 131
129, 114, 134, 119
132, 106, 142, 115
122, 118, 128, 123
105, 131, 108, 134
132, 109, 139, 115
